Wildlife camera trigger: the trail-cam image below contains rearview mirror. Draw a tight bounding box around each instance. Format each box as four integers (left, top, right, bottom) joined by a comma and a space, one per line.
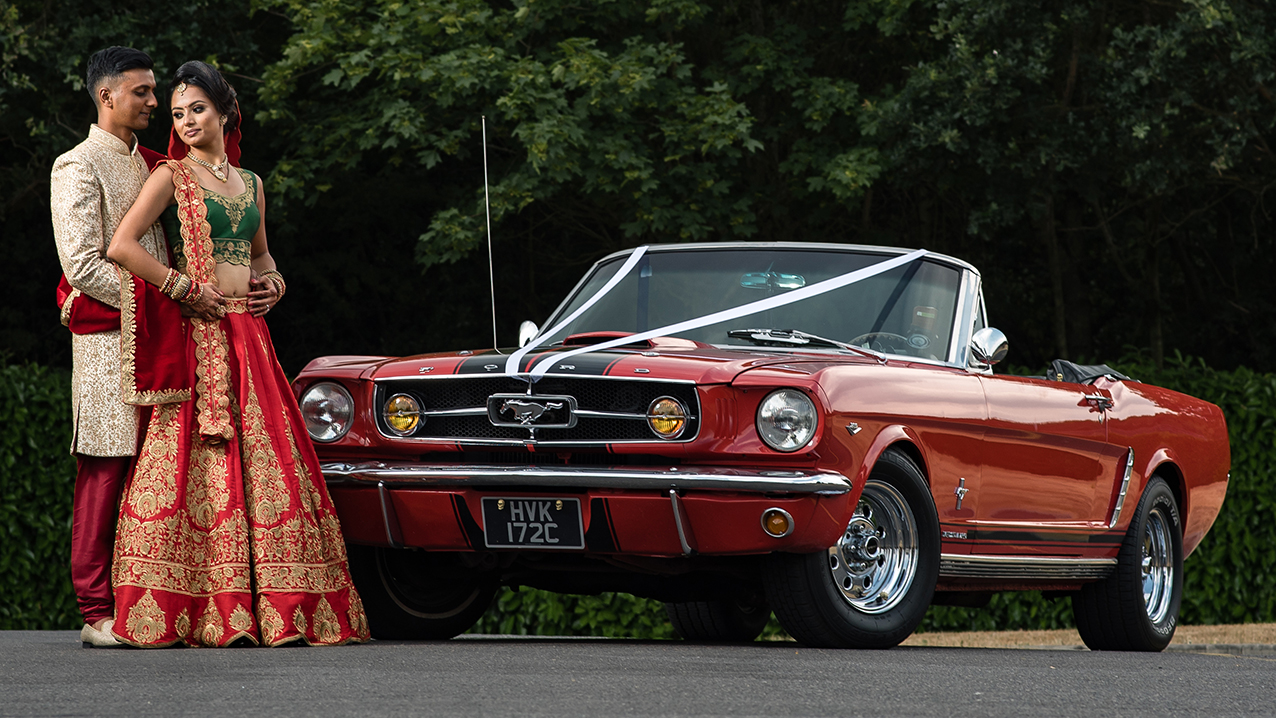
741, 272, 806, 290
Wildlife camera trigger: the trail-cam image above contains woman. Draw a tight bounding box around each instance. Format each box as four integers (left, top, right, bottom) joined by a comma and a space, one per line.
106, 61, 368, 647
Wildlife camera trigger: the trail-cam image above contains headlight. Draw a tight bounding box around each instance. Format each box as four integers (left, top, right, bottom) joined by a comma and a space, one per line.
756, 389, 818, 452
383, 393, 421, 436
647, 396, 688, 439
300, 382, 354, 443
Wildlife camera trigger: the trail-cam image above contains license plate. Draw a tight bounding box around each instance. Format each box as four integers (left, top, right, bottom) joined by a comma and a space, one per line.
481, 497, 584, 549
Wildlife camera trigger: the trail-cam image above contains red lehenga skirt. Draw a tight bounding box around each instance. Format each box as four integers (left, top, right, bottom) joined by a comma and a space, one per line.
111, 299, 369, 647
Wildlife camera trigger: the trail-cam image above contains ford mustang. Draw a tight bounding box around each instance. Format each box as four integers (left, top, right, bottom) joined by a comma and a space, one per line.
294, 243, 1229, 650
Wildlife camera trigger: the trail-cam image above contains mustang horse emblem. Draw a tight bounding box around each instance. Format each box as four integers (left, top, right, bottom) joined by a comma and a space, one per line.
501, 399, 565, 425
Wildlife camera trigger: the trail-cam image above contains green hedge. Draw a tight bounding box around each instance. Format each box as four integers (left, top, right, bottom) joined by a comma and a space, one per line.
0, 361, 79, 630
3, 355, 1271, 635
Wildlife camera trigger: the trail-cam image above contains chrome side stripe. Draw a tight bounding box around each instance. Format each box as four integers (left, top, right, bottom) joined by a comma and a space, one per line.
939, 553, 1116, 580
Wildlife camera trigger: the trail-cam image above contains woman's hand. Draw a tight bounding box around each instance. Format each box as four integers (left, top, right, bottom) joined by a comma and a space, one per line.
247, 272, 279, 317
189, 283, 226, 321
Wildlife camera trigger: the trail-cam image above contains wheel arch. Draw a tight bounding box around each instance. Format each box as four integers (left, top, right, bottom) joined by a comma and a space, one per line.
855, 425, 931, 491
1141, 448, 1187, 524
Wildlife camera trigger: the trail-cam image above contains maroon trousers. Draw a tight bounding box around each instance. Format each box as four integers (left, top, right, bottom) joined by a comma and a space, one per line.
71, 455, 131, 624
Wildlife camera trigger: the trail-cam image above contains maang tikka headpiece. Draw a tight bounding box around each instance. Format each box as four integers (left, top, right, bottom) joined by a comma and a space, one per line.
176, 82, 187, 95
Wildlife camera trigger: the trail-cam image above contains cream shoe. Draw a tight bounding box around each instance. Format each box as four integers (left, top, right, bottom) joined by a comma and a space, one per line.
80, 619, 122, 648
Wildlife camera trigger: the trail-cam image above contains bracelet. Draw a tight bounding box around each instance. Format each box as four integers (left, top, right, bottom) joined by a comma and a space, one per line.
260, 269, 286, 301
159, 269, 180, 297
179, 278, 201, 305
163, 273, 192, 302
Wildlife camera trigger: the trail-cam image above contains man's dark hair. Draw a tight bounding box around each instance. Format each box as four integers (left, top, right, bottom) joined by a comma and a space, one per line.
169, 61, 239, 132
85, 46, 154, 104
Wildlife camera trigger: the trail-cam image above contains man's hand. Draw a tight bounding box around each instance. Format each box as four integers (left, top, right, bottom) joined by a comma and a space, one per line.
247, 272, 279, 317
189, 283, 226, 321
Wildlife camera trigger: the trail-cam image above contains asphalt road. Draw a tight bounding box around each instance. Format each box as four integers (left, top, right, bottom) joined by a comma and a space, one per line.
1, 631, 1272, 717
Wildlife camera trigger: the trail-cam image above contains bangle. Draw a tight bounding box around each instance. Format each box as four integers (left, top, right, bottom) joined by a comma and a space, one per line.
159, 269, 180, 296
260, 269, 286, 301
179, 279, 201, 305
164, 273, 192, 302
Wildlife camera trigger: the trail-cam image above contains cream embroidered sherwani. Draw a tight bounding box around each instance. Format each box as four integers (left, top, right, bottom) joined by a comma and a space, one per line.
51, 125, 167, 457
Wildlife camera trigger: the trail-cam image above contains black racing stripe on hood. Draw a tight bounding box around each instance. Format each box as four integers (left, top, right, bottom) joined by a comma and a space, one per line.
453, 352, 516, 375
498, 347, 637, 377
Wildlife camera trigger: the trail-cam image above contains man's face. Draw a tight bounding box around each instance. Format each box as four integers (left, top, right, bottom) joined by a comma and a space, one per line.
101, 68, 158, 131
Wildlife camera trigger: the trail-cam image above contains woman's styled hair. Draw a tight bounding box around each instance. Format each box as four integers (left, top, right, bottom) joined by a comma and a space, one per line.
169, 61, 239, 132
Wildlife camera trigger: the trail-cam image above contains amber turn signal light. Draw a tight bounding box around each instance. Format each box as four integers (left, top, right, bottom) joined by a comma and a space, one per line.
761, 507, 794, 538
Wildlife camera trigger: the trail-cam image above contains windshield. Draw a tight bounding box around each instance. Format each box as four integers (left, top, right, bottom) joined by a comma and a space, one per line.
542, 248, 963, 360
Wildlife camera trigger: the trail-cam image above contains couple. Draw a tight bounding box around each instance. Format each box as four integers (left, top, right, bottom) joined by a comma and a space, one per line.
51, 47, 368, 648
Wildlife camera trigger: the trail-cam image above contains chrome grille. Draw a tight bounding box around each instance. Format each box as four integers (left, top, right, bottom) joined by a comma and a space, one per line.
374, 376, 700, 445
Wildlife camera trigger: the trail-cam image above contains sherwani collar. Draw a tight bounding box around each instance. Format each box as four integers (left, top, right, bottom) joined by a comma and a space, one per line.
87, 124, 140, 157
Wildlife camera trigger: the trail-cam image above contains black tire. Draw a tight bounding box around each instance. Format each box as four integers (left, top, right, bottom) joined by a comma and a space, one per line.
347, 545, 498, 640
1073, 477, 1183, 652
763, 449, 939, 648
665, 596, 771, 642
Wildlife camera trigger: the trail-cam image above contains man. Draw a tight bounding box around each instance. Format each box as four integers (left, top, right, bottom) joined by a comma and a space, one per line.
50, 46, 173, 647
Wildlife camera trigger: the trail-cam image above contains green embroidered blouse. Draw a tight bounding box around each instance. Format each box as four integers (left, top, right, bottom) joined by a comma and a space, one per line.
163, 167, 260, 271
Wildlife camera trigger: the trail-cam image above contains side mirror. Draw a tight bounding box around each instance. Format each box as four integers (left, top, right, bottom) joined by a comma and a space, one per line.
970, 327, 1008, 368
518, 320, 540, 348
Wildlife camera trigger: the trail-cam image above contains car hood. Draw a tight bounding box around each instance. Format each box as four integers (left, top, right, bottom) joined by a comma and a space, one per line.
300, 337, 884, 386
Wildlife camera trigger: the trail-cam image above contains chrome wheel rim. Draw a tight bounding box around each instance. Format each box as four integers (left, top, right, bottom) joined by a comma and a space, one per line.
1141, 507, 1174, 624
827, 479, 919, 614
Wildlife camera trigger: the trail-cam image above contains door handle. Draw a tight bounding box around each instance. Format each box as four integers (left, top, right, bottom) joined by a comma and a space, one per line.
1083, 394, 1114, 410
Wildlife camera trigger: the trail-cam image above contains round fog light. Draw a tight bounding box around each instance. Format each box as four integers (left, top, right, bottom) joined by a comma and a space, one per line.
761, 507, 794, 538
383, 393, 422, 436
647, 396, 688, 439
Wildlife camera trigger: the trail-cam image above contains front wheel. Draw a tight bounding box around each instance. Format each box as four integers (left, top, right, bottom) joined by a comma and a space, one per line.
763, 449, 939, 648
1072, 477, 1183, 651
347, 545, 497, 640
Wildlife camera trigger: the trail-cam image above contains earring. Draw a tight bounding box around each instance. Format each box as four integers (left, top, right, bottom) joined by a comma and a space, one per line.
219, 116, 227, 126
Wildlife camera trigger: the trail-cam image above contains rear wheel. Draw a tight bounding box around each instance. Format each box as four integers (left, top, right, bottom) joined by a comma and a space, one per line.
665, 595, 771, 642
1073, 477, 1183, 651
764, 449, 939, 648
347, 545, 497, 640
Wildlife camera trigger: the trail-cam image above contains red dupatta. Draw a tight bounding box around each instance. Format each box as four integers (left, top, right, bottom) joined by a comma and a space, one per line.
121, 118, 243, 443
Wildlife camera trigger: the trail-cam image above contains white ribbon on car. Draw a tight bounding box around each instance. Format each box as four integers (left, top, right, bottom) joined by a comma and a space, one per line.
510, 247, 929, 381
504, 246, 651, 377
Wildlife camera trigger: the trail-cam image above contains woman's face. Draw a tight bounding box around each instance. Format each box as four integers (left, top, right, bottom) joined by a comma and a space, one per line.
170, 84, 222, 148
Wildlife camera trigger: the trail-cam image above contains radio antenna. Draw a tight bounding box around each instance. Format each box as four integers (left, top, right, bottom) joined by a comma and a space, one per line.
482, 115, 498, 352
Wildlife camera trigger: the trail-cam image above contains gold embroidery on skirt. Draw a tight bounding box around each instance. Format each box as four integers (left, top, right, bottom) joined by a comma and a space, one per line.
175, 608, 191, 640
312, 597, 342, 644
239, 364, 292, 526
125, 590, 167, 644
229, 603, 255, 633
293, 606, 307, 636
196, 599, 225, 646
347, 591, 370, 640
129, 404, 182, 519
258, 597, 285, 645
113, 510, 253, 597
187, 437, 234, 530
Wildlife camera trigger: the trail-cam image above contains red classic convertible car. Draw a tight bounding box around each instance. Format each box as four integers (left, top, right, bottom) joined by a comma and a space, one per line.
294, 243, 1229, 650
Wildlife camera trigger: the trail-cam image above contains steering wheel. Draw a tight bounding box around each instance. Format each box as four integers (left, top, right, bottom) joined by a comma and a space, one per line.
849, 332, 911, 355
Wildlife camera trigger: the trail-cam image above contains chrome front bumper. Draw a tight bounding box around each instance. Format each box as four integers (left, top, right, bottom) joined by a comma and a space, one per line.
321, 462, 852, 495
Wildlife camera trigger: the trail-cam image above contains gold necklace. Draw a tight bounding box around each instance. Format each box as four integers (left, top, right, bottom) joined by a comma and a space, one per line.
188, 153, 229, 182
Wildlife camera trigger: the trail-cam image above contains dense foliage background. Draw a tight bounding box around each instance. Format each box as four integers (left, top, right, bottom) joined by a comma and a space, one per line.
4, 354, 1271, 633
3, 0, 1274, 633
